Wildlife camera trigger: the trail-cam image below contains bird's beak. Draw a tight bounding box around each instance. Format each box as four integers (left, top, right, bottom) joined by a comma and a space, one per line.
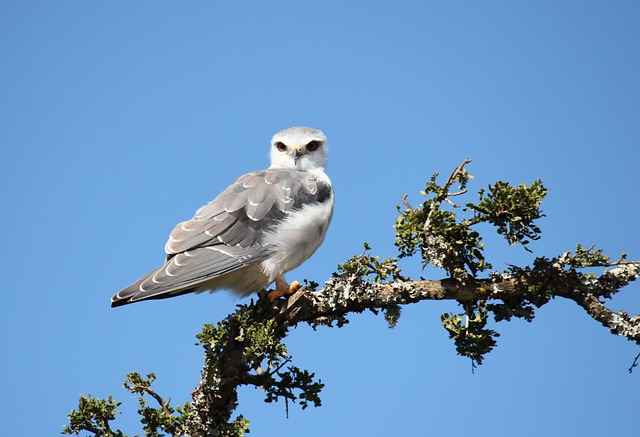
290, 147, 305, 162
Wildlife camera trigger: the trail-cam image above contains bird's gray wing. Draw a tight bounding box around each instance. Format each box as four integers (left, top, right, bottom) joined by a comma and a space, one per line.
165, 169, 294, 255
111, 245, 263, 306
112, 169, 332, 306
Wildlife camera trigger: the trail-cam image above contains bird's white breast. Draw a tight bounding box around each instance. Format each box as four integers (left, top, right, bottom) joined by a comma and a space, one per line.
260, 190, 334, 281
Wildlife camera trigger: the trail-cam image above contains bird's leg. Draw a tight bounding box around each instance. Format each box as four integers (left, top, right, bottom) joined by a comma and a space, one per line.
267, 275, 301, 301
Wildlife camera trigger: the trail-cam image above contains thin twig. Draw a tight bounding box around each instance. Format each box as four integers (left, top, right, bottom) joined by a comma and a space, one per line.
444, 197, 460, 207
440, 158, 472, 204
271, 357, 292, 377
444, 190, 468, 207
629, 351, 640, 373
447, 190, 468, 197
401, 193, 413, 211
424, 158, 472, 230
138, 384, 173, 417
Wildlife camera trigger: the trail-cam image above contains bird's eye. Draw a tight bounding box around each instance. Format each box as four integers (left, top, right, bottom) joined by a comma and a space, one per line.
275, 142, 287, 152
306, 140, 321, 152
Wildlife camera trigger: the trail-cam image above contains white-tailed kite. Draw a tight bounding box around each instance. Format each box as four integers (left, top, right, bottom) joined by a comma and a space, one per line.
111, 126, 333, 307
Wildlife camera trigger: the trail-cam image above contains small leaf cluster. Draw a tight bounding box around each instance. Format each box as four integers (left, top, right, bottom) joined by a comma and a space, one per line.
336, 244, 405, 328
226, 416, 250, 437
264, 366, 324, 412
383, 304, 402, 329
560, 243, 617, 269
63, 394, 123, 437
465, 180, 546, 251
441, 302, 499, 368
63, 374, 187, 437
123, 373, 189, 437
336, 242, 404, 284
423, 166, 473, 199
394, 197, 430, 260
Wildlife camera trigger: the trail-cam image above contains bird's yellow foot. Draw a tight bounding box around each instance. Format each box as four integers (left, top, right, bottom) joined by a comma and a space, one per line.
267, 277, 301, 301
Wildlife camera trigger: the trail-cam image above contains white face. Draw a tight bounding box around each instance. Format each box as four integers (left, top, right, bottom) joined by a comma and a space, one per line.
269, 126, 328, 172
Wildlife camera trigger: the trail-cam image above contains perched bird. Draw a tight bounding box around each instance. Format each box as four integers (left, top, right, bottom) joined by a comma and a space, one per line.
111, 126, 333, 307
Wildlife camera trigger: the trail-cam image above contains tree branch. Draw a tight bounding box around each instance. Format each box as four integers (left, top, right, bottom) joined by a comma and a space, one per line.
263, 268, 640, 345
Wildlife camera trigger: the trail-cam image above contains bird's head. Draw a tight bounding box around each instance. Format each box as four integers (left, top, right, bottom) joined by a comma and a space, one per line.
269, 126, 327, 172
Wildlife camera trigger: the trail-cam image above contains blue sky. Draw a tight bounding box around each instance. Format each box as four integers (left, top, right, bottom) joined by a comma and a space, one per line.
2, 1, 639, 436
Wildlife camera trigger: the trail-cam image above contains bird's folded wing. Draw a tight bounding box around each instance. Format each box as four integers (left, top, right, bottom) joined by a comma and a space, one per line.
164, 169, 330, 256
111, 245, 263, 306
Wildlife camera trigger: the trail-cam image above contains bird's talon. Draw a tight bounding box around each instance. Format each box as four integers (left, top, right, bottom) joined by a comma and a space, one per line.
267, 289, 284, 301
267, 278, 301, 301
